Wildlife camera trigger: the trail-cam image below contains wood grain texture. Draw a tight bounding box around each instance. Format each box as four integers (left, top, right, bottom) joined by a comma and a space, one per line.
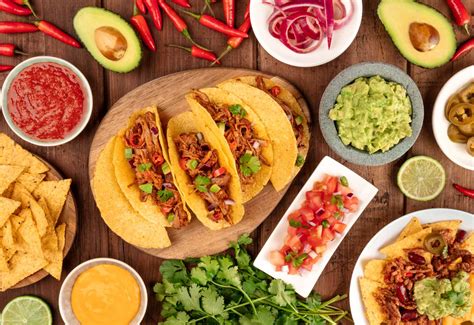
0, 0, 473, 324
12, 157, 77, 289
88, 68, 311, 259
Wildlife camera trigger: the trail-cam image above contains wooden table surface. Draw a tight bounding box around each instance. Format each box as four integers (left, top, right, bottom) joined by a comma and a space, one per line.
1, 0, 473, 323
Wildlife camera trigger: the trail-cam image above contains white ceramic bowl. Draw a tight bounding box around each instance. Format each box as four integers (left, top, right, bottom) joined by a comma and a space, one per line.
250, 0, 363, 67
0, 56, 93, 147
58, 258, 148, 325
432, 65, 474, 171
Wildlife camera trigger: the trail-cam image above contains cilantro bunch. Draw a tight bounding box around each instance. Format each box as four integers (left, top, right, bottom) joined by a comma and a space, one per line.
154, 235, 351, 324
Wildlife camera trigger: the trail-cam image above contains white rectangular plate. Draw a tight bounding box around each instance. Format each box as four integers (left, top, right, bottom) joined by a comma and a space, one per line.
253, 156, 378, 297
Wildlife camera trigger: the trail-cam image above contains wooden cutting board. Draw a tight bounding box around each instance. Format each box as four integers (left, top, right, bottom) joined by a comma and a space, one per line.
89, 68, 311, 259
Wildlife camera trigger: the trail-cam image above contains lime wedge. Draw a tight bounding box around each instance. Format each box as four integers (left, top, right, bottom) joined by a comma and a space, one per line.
1, 296, 52, 325
397, 156, 446, 201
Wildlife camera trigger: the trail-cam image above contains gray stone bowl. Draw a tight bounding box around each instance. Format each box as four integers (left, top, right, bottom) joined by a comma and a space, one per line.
319, 62, 424, 166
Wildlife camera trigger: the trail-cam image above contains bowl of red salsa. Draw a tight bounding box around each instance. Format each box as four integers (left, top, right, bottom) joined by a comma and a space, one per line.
1, 56, 92, 146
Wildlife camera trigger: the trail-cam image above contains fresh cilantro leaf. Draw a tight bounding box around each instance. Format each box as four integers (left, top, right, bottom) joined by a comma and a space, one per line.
306, 294, 322, 310
160, 260, 188, 283
238, 233, 253, 246
138, 162, 152, 172
153, 282, 166, 301
139, 183, 153, 194
239, 153, 261, 177
269, 279, 296, 307
190, 267, 208, 285
275, 314, 299, 325
198, 256, 220, 278
162, 279, 178, 295
240, 305, 276, 325
229, 104, 247, 117
243, 279, 257, 295
235, 249, 251, 269
331, 194, 344, 210
162, 311, 190, 325
160, 301, 178, 318
201, 287, 226, 316
194, 175, 210, 192
217, 256, 241, 287
289, 219, 301, 228
158, 189, 174, 202
176, 284, 202, 312
295, 154, 305, 167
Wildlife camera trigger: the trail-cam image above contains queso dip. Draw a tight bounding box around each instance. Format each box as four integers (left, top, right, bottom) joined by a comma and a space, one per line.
71, 264, 141, 325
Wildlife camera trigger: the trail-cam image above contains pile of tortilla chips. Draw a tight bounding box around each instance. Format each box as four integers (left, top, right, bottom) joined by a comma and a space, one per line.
0, 133, 71, 291
359, 217, 474, 324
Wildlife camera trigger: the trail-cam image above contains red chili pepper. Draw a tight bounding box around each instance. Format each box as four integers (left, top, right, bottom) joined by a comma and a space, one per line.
0, 0, 31, 16
35, 20, 81, 48
171, 0, 191, 8
131, 7, 156, 51
0, 43, 27, 56
0, 21, 38, 33
136, 0, 147, 14
10, 0, 37, 17
453, 183, 474, 199
223, 0, 234, 27
451, 38, 474, 61
0, 64, 14, 72
168, 44, 220, 64
446, 0, 470, 35
144, 0, 162, 31
181, 10, 248, 38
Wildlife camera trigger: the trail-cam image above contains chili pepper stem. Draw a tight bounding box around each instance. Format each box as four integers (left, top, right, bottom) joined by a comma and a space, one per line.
179, 9, 200, 20
167, 44, 192, 53
201, 0, 215, 17
182, 29, 210, 51
211, 45, 232, 66
25, 1, 38, 19
15, 49, 29, 56
464, 24, 470, 36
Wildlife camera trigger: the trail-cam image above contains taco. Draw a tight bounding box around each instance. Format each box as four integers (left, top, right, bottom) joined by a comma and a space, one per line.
187, 88, 273, 202
113, 107, 190, 228
92, 137, 171, 249
166, 112, 244, 230
218, 75, 310, 191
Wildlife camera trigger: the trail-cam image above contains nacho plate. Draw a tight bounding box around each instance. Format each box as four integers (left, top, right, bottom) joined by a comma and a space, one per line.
349, 208, 474, 325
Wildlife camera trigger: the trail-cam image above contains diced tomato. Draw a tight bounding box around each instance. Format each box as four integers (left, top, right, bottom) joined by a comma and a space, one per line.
344, 196, 359, 212
301, 256, 319, 271
326, 216, 336, 226
319, 211, 332, 220
279, 245, 291, 256
152, 153, 164, 166
306, 191, 324, 211
325, 176, 338, 194
315, 245, 327, 254
313, 181, 326, 191
322, 228, 335, 242
299, 207, 314, 222
311, 225, 323, 238
276, 266, 282, 272
307, 236, 324, 249
337, 183, 352, 196
333, 222, 347, 234
285, 235, 302, 252
324, 202, 338, 213
213, 167, 227, 177
269, 251, 285, 266
179, 158, 188, 170
287, 225, 298, 236
288, 263, 299, 275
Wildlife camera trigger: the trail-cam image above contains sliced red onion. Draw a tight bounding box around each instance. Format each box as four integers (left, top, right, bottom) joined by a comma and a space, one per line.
224, 199, 235, 206
253, 141, 261, 149
196, 132, 203, 141
151, 126, 158, 135
208, 203, 217, 211
303, 244, 312, 253
308, 221, 316, 227
347, 192, 353, 198
282, 265, 289, 273
309, 251, 318, 259
163, 183, 173, 188
316, 208, 325, 216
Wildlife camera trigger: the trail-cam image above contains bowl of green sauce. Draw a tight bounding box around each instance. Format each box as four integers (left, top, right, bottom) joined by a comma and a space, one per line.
319, 62, 424, 166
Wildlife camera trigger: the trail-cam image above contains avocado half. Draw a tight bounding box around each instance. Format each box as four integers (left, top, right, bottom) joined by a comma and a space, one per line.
73, 7, 142, 73
378, 0, 456, 69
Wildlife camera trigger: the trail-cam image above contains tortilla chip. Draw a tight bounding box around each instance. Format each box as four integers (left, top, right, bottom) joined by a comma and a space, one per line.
0, 165, 24, 195
167, 112, 244, 230
16, 172, 46, 193
462, 233, 474, 254
187, 88, 274, 202
380, 228, 432, 258
218, 80, 298, 191
0, 197, 21, 228
93, 137, 171, 249
2, 220, 16, 260
0, 250, 47, 291
0, 133, 49, 174
363, 260, 387, 284
359, 278, 387, 325
11, 183, 49, 237
17, 209, 43, 257
423, 220, 462, 233
42, 223, 65, 280
10, 214, 25, 233
33, 179, 71, 225
0, 249, 9, 272
397, 217, 423, 241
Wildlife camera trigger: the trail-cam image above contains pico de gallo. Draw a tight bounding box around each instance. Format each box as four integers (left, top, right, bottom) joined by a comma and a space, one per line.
269, 175, 359, 274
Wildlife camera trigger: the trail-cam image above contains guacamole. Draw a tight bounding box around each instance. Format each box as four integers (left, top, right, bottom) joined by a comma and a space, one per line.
329, 76, 412, 154
414, 271, 472, 320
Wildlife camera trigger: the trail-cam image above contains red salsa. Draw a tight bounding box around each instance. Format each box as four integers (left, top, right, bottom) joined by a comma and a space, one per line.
7, 62, 86, 141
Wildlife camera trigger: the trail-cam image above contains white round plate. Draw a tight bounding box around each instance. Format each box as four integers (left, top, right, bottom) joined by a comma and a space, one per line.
249, 0, 363, 67
349, 208, 474, 325
432, 65, 474, 171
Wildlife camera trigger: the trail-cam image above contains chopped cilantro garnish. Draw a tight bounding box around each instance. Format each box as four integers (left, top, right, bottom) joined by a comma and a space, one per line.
229, 104, 247, 117
158, 189, 174, 202
295, 115, 303, 125
334, 211, 342, 219
340, 176, 349, 187
217, 122, 226, 134
289, 219, 302, 228
322, 220, 329, 228
210, 184, 221, 193
187, 159, 198, 170
331, 195, 344, 210
292, 253, 308, 268
239, 152, 261, 177
295, 154, 305, 167
161, 162, 171, 174
194, 175, 211, 192
139, 183, 153, 194
124, 148, 133, 160
138, 163, 152, 172
167, 213, 175, 223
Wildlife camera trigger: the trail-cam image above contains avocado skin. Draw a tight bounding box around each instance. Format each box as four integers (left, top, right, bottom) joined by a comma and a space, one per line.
73, 7, 143, 73
377, 0, 456, 69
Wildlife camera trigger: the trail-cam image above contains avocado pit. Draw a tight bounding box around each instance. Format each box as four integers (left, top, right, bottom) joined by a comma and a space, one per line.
409, 22, 440, 52
94, 26, 128, 61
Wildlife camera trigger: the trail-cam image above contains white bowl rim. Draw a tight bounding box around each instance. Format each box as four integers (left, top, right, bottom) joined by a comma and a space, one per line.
58, 257, 148, 325
432, 65, 474, 171
1, 56, 93, 147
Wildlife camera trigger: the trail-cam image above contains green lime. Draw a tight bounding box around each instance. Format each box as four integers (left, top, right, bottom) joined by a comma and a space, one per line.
1, 296, 52, 325
397, 156, 446, 201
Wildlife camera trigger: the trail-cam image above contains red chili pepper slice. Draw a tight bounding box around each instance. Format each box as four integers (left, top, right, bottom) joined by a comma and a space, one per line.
0, 64, 14, 72
10, 0, 37, 17
136, 0, 147, 14
181, 10, 248, 38
446, 0, 470, 35
0, 21, 38, 33
453, 183, 474, 199
171, 0, 191, 8
0, 43, 27, 56
222, 0, 234, 27
451, 37, 474, 61
271, 86, 281, 96
168, 44, 220, 64
144, 0, 163, 31
213, 167, 227, 177
0, 0, 31, 16
130, 10, 156, 51
35, 20, 81, 48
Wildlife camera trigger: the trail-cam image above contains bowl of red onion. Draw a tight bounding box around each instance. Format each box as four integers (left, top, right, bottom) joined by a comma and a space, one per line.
250, 0, 363, 67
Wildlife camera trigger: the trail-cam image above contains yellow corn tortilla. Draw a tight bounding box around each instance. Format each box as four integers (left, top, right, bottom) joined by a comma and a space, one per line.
17, 209, 43, 257
113, 107, 190, 226
423, 220, 462, 233
92, 137, 171, 249
0, 197, 20, 228
16, 172, 46, 193
359, 277, 387, 325
2, 220, 16, 260
187, 88, 274, 203
0, 249, 47, 292
0, 165, 24, 195
42, 223, 66, 280
11, 183, 49, 237
167, 112, 244, 230
33, 179, 71, 225
0, 133, 49, 174
462, 233, 474, 254
397, 217, 423, 241
363, 259, 387, 284
218, 79, 298, 191
380, 227, 432, 258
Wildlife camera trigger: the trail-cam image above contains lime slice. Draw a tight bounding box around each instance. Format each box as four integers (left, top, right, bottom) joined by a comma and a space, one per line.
1, 296, 52, 325
397, 156, 446, 201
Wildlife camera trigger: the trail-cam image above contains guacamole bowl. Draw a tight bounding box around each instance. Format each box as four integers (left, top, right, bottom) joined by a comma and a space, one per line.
319, 62, 424, 166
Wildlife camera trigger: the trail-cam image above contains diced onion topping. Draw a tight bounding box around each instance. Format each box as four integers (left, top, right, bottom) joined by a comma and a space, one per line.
224, 199, 235, 206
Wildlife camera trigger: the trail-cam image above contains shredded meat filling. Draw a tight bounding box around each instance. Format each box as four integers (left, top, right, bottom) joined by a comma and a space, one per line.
125, 112, 189, 228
